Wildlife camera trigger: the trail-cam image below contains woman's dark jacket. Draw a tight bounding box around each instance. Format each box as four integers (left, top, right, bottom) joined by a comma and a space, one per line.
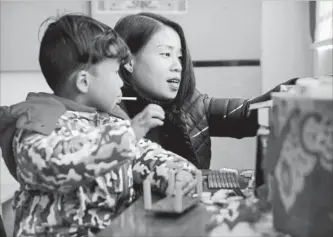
121, 78, 298, 169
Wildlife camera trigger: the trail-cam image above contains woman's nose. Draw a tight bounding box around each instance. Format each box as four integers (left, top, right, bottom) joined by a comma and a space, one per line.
171, 57, 182, 72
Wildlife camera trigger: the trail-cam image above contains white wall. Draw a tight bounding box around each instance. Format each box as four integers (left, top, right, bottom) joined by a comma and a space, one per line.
314, 46, 333, 76
261, 1, 314, 92
0, 72, 51, 105
313, 0, 333, 77
0, 1, 90, 71
93, 0, 261, 60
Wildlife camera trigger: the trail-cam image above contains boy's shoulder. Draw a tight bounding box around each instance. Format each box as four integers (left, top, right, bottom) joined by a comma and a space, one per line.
58, 110, 124, 123
15, 111, 127, 141
56, 110, 126, 129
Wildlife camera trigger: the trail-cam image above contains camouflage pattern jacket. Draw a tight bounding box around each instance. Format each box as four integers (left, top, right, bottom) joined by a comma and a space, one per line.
12, 110, 196, 237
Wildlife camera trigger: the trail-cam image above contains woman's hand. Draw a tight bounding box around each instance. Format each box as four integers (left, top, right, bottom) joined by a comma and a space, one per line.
131, 104, 165, 140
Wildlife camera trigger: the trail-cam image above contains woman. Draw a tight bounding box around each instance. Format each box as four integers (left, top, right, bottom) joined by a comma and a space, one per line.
114, 12, 296, 169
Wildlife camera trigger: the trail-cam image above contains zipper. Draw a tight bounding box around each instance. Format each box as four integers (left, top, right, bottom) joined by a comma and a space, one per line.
121, 160, 132, 199
95, 111, 133, 200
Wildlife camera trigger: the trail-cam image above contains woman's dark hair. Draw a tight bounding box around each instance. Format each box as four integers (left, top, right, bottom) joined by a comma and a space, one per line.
114, 12, 196, 107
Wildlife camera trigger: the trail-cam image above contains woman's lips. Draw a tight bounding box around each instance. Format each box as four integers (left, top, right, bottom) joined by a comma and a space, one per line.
167, 78, 181, 83
167, 78, 180, 91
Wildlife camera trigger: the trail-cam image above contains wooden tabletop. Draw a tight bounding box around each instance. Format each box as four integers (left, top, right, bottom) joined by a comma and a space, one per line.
97, 196, 213, 237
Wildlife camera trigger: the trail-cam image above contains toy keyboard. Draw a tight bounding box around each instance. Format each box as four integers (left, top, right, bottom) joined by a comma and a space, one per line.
207, 169, 240, 189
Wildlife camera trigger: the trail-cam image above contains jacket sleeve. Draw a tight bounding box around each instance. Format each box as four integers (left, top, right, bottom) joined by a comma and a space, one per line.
13, 115, 138, 194
132, 138, 198, 195
206, 78, 299, 138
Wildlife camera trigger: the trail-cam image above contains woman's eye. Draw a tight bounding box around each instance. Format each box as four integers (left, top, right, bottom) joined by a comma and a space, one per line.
160, 52, 171, 57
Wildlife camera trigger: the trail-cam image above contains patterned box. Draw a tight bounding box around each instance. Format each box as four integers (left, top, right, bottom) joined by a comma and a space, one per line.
264, 93, 333, 237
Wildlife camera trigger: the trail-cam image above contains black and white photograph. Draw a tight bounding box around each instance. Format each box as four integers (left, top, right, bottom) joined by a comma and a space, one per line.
0, 0, 332, 236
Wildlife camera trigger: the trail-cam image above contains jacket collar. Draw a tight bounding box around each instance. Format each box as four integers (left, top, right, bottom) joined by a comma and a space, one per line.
0, 92, 96, 135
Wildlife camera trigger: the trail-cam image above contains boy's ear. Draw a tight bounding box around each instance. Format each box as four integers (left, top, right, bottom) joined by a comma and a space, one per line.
123, 59, 134, 73
75, 70, 90, 93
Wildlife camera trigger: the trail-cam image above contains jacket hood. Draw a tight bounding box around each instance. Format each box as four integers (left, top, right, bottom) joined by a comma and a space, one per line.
0, 92, 97, 180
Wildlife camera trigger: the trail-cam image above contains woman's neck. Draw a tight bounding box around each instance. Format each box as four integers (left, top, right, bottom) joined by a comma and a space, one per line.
121, 85, 174, 117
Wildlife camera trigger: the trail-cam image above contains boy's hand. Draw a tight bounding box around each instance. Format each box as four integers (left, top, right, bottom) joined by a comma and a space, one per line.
166, 169, 198, 197
131, 104, 165, 140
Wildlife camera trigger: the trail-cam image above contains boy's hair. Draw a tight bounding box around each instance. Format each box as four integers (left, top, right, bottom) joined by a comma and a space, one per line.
39, 13, 131, 93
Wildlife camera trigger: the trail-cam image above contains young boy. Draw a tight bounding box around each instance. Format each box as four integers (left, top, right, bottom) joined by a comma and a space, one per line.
0, 14, 197, 237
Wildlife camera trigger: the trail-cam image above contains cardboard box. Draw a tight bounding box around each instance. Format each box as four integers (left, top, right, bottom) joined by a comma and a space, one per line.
264, 93, 333, 237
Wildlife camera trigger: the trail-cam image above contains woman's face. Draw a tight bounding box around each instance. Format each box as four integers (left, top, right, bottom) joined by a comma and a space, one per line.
131, 26, 183, 101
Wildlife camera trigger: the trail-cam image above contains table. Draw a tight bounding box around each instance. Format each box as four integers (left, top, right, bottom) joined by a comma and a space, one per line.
97, 170, 253, 237
97, 196, 213, 237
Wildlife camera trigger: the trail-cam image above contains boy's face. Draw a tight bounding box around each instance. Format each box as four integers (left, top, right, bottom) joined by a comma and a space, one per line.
87, 59, 123, 113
